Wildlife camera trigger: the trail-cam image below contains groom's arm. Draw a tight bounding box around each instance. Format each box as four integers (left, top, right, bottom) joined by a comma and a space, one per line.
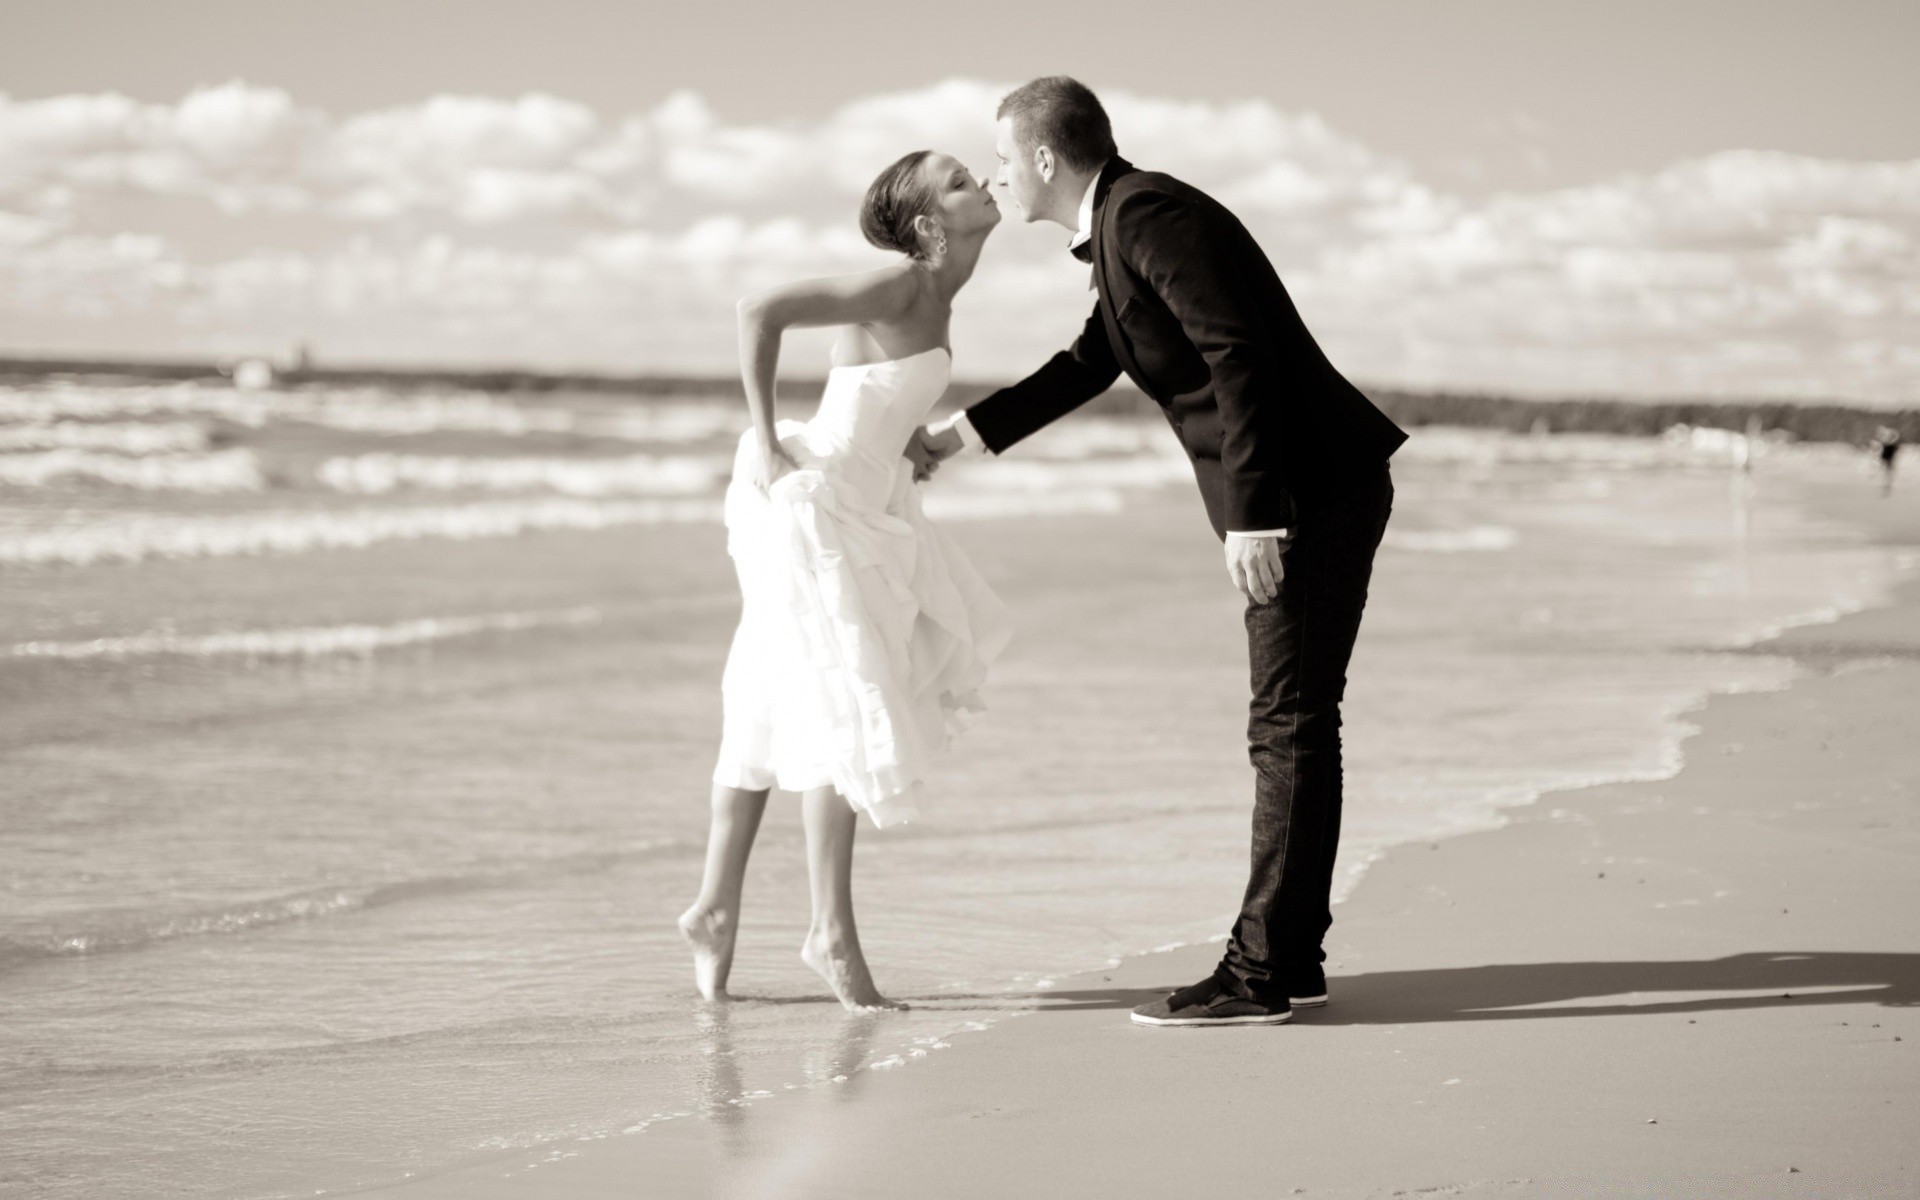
1119, 189, 1291, 534
949, 303, 1122, 455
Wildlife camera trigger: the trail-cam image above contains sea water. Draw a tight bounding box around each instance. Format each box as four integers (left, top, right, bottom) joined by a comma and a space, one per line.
0, 380, 1909, 1198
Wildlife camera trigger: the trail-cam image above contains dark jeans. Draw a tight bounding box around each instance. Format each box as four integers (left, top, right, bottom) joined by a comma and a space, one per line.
1219, 463, 1394, 1001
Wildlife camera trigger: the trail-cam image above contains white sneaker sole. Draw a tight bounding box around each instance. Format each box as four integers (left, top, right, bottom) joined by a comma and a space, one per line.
1289, 993, 1328, 1008
1130, 1009, 1293, 1027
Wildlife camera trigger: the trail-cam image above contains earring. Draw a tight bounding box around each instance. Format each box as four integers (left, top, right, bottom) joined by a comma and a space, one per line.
935, 229, 948, 256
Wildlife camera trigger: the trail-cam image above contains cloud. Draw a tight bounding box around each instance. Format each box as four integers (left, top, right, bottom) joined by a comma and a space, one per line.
0, 81, 1916, 402
325, 92, 640, 224
0, 209, 59, 246
0, 84, 323, 216
1287, 149, 1920, 398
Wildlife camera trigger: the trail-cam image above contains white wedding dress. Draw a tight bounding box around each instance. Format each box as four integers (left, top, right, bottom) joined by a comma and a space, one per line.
712, 346, 1011, 828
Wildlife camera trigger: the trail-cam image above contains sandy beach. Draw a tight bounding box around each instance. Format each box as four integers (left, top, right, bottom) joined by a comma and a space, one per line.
348, 490, 1920, 1200
6, 387, 1914, 1199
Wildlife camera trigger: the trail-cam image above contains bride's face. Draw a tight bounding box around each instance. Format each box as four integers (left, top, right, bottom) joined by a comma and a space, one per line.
921, 153, 1000, 240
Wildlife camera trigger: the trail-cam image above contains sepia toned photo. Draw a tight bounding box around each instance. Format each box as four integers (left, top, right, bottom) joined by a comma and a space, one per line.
2, 3, 1915, 1197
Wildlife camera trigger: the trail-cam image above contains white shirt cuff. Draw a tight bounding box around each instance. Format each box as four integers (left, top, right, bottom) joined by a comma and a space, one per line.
1227, 528, 1293, 539
934, 410, 991, 456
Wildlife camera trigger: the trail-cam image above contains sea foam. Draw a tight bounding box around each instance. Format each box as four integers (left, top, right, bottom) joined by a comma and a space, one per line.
7, 606, 602, 661
0, 489, 1142, 567
0, 839, 683, 970
1384, 525, 1519, 553
0, 448, 263, 492
0, 382, 739, 444
316, 452, 727, 496
0, 497, 724, 566
0, 383, 279, 427
0, 421, 209, 454
1396, 424, 1845, 470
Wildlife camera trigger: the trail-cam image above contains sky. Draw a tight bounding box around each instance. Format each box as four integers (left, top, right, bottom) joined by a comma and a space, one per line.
2, 0, 1917, 401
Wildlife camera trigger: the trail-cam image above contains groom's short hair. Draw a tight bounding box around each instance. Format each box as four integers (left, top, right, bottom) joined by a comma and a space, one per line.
997, 77, 1116, 173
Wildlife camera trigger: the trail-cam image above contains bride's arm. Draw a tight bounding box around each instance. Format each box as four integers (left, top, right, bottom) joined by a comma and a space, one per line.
735, 265, 922, 477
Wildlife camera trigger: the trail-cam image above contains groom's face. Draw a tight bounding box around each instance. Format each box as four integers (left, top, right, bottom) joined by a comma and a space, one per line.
993, 116, 1050, 224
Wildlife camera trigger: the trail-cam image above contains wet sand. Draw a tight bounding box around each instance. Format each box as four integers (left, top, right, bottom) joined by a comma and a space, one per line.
348, 490, 1919, 1200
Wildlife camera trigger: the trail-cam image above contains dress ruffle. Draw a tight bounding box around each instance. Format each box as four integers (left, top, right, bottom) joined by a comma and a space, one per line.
713, 421, 1010, 827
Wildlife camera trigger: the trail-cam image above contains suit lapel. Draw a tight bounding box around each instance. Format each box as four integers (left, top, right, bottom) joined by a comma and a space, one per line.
1089, 158, 1148, 389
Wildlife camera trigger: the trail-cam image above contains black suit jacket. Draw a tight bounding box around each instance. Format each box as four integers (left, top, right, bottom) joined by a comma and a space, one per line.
966, 158, 1407, 538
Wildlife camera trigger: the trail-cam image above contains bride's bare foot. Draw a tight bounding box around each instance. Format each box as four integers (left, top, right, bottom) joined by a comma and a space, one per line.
679, 904, 737, 1001
802, 927, 906, 1013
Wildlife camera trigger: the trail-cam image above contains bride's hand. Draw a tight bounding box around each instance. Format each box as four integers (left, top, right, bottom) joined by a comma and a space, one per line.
903, 428, 943, 483
755, 443, 802, 492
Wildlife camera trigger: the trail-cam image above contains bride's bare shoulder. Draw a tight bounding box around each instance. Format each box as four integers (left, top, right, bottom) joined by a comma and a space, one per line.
737, 260, 923, 327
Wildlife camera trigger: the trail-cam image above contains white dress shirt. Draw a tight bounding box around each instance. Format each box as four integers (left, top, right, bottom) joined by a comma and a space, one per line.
1064, 169, 1101, 259
932, 171, 1288, 540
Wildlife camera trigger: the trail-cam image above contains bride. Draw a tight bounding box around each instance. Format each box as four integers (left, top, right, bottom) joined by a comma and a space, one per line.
678, 150, 1010, 1012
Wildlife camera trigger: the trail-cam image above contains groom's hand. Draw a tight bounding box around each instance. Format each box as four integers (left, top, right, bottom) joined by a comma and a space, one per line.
1225, 532, 1288, 605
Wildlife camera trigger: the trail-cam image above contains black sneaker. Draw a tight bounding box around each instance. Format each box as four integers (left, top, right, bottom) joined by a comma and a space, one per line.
1130, 975, 1292, 1027
1289, 963, 1328, 1009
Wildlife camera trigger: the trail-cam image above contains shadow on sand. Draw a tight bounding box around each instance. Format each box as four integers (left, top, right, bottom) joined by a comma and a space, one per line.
1024, 951, 1920, 1022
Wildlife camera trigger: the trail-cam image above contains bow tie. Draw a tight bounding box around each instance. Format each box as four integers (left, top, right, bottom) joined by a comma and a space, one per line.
1069, 239, 1093, 264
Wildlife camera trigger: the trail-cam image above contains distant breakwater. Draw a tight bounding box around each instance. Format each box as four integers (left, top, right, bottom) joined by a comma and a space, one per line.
1, 355, 1911, 446
1365, 389, 1916, 447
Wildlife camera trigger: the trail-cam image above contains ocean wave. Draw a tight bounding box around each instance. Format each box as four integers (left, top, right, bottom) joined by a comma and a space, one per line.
0, 382, 279, 427
1383, 525, 1518, 553
0, 421, 209, 454
922, 489, 1129, 519
0, 448, 263, 492
0, 382, 580, 436
293, 392, 577, 436
0, 486, 1144, 567
995, 418, 1184, 460
0, 497, 724, 566
6, 606, 602, 661
585, 406, 744, 443
316, 452, 727, 496
942, 455, 1191, 492
0, 382, 743, 444
1720, 550, 1918, 649
0, 844, 687, 971
1398, 424, 1831, 469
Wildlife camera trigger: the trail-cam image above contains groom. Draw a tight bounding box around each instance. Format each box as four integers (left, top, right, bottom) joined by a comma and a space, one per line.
918, 77, 1407, 1027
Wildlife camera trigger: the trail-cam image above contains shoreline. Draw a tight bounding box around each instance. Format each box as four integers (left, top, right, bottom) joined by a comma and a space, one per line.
344, 480, 1920, 1199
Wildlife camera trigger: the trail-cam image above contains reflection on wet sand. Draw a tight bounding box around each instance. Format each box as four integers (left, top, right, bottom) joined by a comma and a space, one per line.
690, 1004, 744, 1132
688, 1000, 888, 1196
690, 1003, 884, 1135
806, 1011, 883, 1098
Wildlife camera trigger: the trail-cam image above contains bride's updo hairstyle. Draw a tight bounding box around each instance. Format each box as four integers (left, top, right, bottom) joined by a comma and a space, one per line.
860, 150, 938, 260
